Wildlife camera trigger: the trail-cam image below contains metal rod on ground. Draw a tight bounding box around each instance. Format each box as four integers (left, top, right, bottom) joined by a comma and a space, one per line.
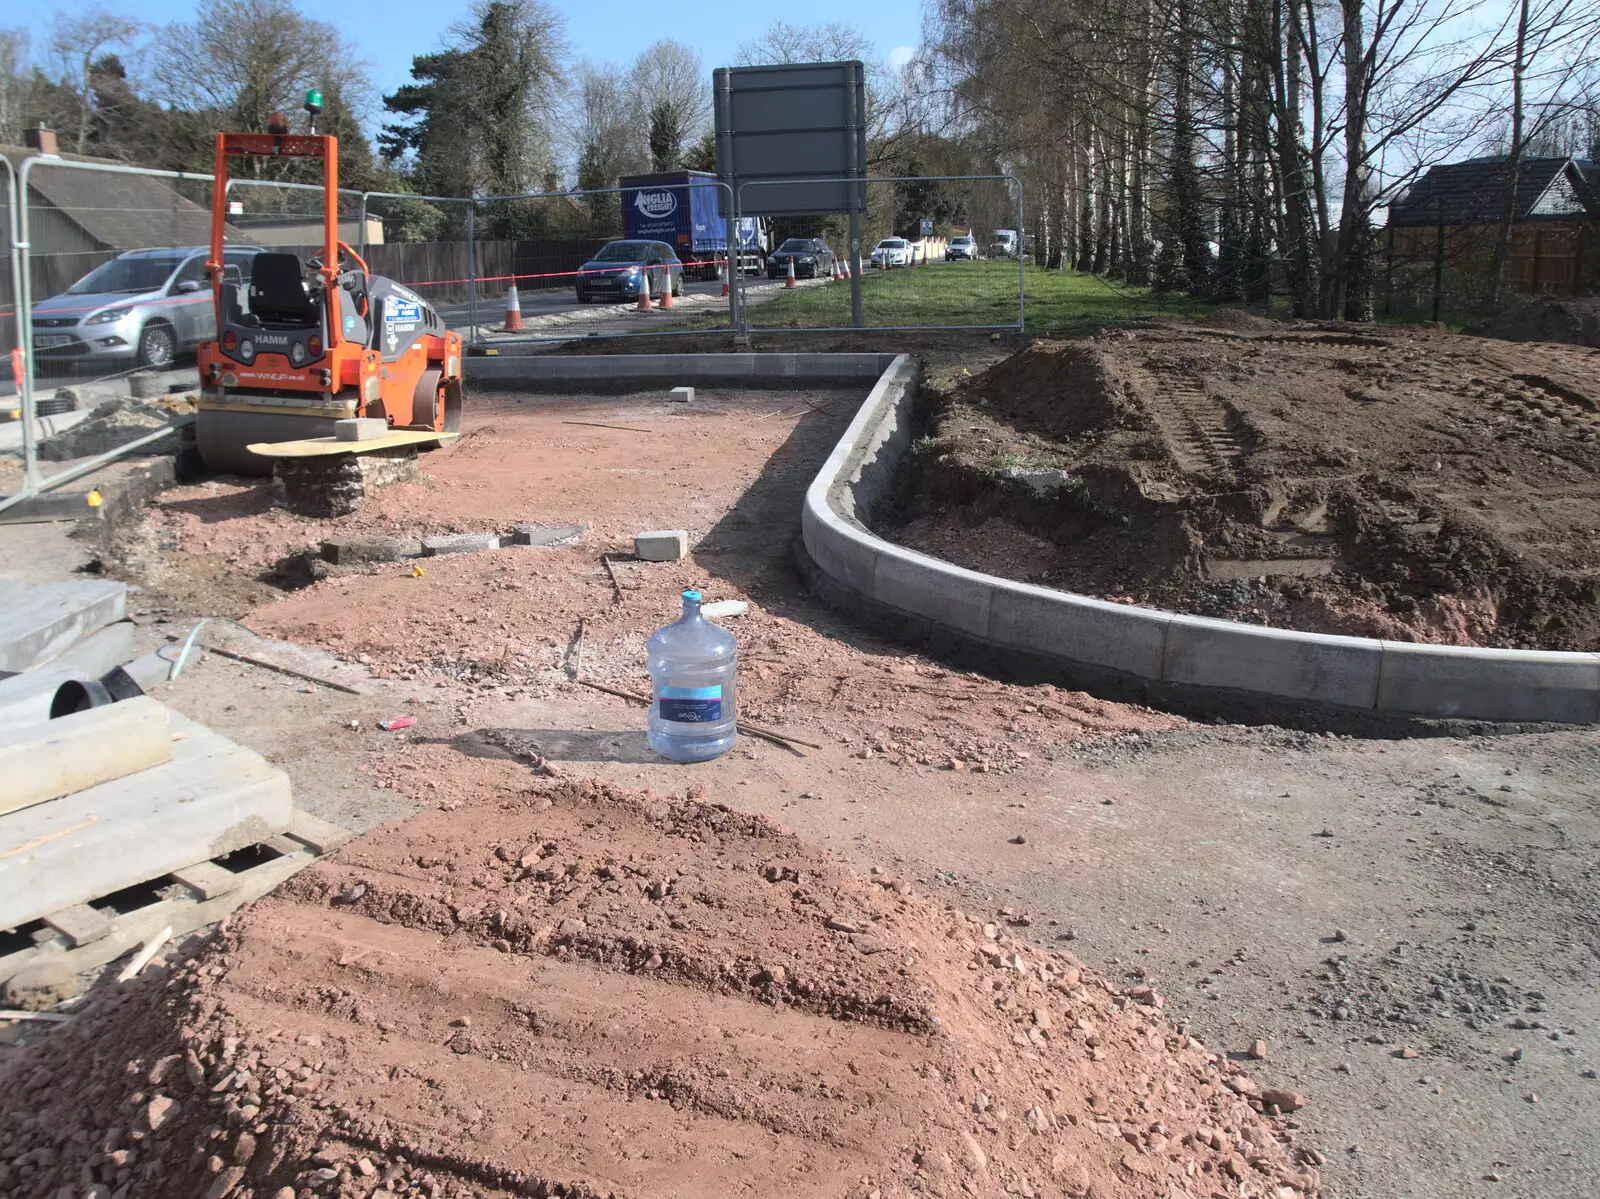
164, 636, 362, 694
601, 554, 624, 603
561, 420, 652, 433
577, 678, 824, 751
0, 1010, 73, 1022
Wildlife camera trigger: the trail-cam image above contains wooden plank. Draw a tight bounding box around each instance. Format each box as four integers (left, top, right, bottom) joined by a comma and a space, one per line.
246, 430, 459, 458
169, 861, 241, 901
42, 902, 112, 948
285, 811, 354, 856
0, 713, 292, 932
0, 847, 316, 989
263, 835, 303, 856
0, 696, 174, 817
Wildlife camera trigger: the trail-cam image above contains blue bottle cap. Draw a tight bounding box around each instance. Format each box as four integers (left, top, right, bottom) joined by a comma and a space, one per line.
682, 589, 702, 601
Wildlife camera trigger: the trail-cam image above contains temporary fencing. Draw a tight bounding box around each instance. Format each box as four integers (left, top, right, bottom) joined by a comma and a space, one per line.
3, 161, 1028, 509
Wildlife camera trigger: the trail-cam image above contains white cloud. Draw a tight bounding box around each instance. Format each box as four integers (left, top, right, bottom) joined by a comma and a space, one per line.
889, 44, 917, 69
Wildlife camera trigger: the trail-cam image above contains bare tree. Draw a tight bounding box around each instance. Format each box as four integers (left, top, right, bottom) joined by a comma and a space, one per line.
0, 27, 29, 148
47, 7, 143, 153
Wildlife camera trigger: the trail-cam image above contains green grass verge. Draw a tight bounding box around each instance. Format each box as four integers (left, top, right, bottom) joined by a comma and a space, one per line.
729, 261, 1220, 336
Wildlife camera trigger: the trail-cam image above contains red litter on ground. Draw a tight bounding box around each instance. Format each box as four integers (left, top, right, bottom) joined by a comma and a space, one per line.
378, 716, 417, 731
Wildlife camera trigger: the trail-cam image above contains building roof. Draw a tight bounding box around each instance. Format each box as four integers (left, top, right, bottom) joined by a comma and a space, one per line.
2, 145, 247, 249
1389, 156, 1600, 227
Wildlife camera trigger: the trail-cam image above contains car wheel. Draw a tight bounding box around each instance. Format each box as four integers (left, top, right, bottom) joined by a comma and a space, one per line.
136, 322, 176, 369
672, 275, 683, 298
578, 294, 592, 304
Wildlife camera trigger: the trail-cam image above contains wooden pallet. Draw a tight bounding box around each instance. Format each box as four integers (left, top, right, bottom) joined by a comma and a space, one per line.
0, 811, 351, 987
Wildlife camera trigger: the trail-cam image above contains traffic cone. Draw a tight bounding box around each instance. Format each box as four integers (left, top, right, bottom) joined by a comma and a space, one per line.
785, 257, 798, 289
636, 270, 653, 313
503, 284, 524, 332
838, 258, 849, 281
660, 270, 675, 309
9, 347, 22, 390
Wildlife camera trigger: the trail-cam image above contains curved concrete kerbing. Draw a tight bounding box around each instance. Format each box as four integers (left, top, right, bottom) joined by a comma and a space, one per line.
801, 355, 1600, 724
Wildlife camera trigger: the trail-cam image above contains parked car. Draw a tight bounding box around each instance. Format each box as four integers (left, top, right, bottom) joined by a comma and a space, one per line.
946, 234, 980, 261
870, 238, 912, 268
30, 244, 262, 369
574, 239, 684, 303
766, 237, 836, 280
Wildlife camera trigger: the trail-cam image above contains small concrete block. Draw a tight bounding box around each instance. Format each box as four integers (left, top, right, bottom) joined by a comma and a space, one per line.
321, 535, 422, 564
422, 532, 501, 557
670, 386, 695, 403
634, 529, 688, 561
335, 418, 390, 442
511, 523, 588, 547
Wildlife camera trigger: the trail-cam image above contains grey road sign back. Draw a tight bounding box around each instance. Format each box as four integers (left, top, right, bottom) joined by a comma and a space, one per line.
713, 61, 867, 216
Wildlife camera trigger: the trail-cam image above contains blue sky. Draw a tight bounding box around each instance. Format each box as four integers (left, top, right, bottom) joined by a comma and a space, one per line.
21, 0, 923, 104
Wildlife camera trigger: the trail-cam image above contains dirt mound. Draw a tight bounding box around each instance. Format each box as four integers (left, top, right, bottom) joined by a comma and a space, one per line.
0, 771, 1322, 1199
890, 327, 1600, 650
38, 396, 191, 462
1470, 294, 1600, 347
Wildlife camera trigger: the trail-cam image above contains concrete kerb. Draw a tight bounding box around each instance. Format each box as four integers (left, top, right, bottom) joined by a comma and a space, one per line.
464, 353, 899, 390
801, 356, 1600, 725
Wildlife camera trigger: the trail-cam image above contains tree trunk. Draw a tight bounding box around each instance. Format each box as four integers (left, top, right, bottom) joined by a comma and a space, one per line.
1335, 0, 1374, 321
1488, 0, 1531, 309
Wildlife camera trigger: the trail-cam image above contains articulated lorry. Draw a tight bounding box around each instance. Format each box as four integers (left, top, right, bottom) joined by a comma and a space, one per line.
618, 170, 767, 281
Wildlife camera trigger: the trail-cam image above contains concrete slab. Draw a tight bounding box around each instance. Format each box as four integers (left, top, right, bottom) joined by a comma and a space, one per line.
511, 523, 587, 547
0, 579, 127, 673
0, 695, 173, 816
1163, 617, 1384, 709
987, 584, 1172, 680
421, 532, 501, 556
0, 712, 293, 932
670, 386, 695, 403
1377, 643, 1600, 723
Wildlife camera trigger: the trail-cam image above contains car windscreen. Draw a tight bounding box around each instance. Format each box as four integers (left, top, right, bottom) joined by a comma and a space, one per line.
66, 256, 182, 295
952, 237, 974, 244
593, 243, 648, 263
880, 240, 908, 248
777, 240, 813, 252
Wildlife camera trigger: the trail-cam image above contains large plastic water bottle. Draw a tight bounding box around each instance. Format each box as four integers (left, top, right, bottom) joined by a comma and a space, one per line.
647, 590, 738, 762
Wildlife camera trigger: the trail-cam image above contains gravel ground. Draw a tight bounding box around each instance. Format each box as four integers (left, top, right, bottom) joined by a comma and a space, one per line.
2, 350, 1596, 1198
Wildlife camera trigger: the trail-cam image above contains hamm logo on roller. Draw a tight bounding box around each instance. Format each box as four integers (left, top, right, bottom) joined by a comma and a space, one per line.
634, 190, 678, 219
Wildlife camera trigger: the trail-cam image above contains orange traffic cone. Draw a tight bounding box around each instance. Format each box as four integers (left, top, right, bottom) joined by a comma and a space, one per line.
9, 347, 22, 390
636, 269, 653, 313
660, 270, 675, 309
785, 257, 798, 289
839, 257, 850, 280
503, 284, 524, 331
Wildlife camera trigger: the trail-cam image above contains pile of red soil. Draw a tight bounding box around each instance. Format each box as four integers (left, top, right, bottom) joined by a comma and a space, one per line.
890, 326, 1600, 650
0, 772, 1322, 1199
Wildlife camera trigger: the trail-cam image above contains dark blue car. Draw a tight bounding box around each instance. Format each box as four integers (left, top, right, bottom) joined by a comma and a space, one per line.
575, 240, 684, 303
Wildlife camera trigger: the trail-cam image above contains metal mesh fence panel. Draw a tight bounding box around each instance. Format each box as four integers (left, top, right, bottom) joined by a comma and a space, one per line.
3, 158, 219, 511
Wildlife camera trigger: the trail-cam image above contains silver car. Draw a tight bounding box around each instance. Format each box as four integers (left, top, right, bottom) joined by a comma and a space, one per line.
30, 245, 263, 369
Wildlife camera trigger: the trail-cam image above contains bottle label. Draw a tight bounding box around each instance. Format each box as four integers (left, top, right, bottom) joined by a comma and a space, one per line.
658, 684, 723, 723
